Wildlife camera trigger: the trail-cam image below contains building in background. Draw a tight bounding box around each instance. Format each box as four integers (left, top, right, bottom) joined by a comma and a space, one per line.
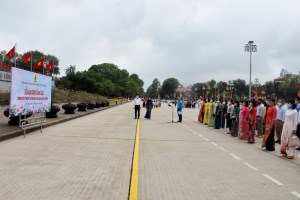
0, 68, 11, 92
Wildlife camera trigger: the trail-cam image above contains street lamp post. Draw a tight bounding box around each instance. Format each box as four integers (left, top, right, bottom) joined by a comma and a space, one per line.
202, 86, 205, 99
227, 83, 234, 100
245, 41, 257, 100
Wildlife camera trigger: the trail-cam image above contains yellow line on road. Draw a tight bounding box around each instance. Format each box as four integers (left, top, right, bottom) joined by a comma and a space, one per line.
129, 119, 140, 200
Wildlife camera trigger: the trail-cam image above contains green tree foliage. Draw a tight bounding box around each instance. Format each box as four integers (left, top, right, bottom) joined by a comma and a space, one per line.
207, 79, 216, 98
232, 79, 247, 98
217, 81, 227, 93
126, 73, 144, 97
56, 63, 144, 98
279, 77, 299, 99
160, 78, 179, 99
146, 78, 160, 98
191, 82, 207, 98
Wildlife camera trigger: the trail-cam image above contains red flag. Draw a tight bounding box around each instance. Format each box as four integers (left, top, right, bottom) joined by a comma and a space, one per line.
46, 62, 54, 71
33, 57, 44, 69
6, 46, 15, 60
22, 53, 31, 63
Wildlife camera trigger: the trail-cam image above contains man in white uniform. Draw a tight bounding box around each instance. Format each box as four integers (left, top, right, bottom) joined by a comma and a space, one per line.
133, 94, 142, 119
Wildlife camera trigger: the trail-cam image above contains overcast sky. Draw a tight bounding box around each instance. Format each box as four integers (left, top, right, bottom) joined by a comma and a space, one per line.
1, 0, 300, 89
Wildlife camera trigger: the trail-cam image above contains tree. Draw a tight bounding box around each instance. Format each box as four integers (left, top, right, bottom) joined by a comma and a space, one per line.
126, 77, 140, 98
232, 79, 247, 99
146, 78, 160, 98
207, 79, 216, 98
280, 77, 300, 99
128, 73, 144, 95
65, 65, 76, 75
89, 63, 122, 84
263, 81, 275, 98
160, 78, 179, 99
191, 82, 207, 98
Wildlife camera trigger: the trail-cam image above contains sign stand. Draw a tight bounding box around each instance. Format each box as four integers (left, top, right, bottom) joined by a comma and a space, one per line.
19, 112, 46, 138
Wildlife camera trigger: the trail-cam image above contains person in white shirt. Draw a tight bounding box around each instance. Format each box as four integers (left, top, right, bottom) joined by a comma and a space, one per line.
133, 94, 142, 119
275, 99, 286, 144
256, 99, 265, 137
280, 99, 298, 159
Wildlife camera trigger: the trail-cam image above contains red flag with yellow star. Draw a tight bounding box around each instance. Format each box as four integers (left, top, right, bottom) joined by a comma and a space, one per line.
6, 46, 15, 60
33, 57, 44, 69
46, 62, 54, 71
22, 53, 31, 64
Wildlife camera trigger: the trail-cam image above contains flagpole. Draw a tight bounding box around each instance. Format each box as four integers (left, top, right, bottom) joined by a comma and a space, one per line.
43, 56, 45, 75
0, 53, 3, 71
52, 60, 55, 76
14, 43, 17, 68
30, 51, 33, 71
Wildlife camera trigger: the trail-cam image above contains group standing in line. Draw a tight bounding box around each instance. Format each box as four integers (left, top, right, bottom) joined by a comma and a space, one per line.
197, 97, 300, 159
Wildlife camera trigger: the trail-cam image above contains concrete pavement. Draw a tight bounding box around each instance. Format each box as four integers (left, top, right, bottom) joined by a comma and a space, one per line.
0, 103, 136, 200
0, 103, 300, 200
139, 105, 300, 199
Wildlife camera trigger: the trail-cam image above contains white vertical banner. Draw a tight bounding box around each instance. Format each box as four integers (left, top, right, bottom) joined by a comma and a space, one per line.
9, 68, 52, 117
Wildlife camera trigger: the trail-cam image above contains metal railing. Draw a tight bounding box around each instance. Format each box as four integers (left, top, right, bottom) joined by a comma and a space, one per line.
19, 112, 46, 138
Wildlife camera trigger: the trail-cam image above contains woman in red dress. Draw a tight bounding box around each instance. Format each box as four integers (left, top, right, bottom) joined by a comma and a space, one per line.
261, 99, 277, 151
198, 99, 205, 123
247, 100, 257, 143
239, 101, 250, 140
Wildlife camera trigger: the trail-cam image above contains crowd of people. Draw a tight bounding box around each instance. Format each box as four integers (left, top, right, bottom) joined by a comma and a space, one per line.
197, 97, 300, 159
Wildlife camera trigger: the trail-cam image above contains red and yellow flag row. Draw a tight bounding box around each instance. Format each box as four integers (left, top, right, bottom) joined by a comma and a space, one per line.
5, 45, 54, 72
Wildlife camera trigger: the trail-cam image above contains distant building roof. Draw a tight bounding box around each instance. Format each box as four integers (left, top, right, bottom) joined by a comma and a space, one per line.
274, 77, 284, 82
175, 87, 191, 93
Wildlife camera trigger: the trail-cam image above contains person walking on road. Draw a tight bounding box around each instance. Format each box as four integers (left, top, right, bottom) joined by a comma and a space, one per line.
134, 94, 142, 119
177, 97, 183, 123
144, 98, 153, 119
261, 99, 277, 151
280, 99, 298, 159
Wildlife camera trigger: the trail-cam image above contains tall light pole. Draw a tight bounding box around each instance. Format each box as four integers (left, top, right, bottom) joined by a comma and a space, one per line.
245, 41, 257, 100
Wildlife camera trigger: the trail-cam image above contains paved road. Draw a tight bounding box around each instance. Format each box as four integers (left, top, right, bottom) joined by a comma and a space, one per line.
0, 103, 300, 200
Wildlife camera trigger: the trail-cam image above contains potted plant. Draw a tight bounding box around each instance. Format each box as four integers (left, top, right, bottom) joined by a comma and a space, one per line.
77, 102, 87, 111
62, 98, 77, 114
95, 101, 102, 108
46, 104, 61, 118
3, 108, 32, 126
87, 102, 96, 110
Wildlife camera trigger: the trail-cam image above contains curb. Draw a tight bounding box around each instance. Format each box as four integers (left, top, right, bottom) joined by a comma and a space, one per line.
0, 105, 115, 142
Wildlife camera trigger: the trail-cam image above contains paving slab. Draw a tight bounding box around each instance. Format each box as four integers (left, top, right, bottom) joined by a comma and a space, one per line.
0, 104, 118, 142
1, 103, 300, 200
0, 103, 136, 200
138, 104, 300, 200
